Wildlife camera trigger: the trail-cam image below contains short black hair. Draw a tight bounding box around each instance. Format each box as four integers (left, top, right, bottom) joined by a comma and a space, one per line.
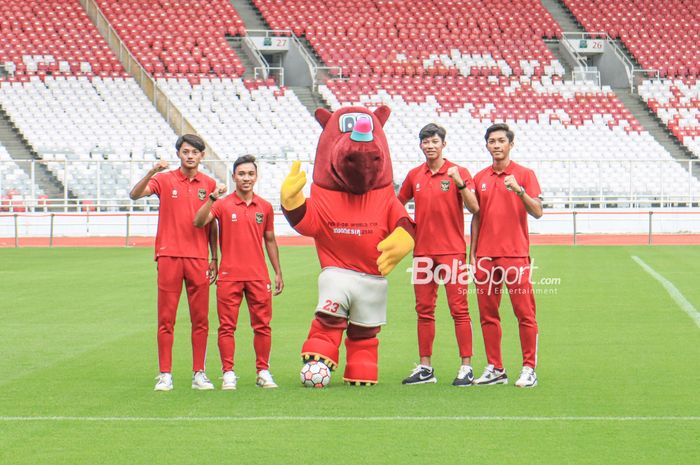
484, 123, 514, 143
419, 123, 446, 142
233, 154, 257, 173
175, 134, 205, 152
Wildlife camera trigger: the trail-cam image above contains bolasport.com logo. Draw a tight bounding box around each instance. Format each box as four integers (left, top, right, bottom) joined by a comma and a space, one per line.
407, 257, 561, 295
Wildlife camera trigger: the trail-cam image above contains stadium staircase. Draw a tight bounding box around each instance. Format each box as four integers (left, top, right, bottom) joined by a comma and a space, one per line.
289, 86, 330, 115
544, 0, 587, 33
225, 38, 257, 81
0, 108, 71, 200
229, 0, 268, 31
541, 0, 586, 80
230, 0, 332, 115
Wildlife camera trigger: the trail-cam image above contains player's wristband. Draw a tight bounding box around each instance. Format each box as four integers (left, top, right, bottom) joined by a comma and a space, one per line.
517, 187, 526, 197
457, 182, 467, 190
209, 193, 218, 202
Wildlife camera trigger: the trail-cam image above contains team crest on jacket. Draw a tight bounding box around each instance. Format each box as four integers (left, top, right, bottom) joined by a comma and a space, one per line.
255, 212, 264, 224
440, 180, 450, 192
198, 188, 206, 201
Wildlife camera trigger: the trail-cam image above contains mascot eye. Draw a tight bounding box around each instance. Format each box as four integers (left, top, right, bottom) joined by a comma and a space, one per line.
339, 113, 374, 133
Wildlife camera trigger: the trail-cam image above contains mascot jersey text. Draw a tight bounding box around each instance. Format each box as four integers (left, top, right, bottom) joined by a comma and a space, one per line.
281, 105, 415, 385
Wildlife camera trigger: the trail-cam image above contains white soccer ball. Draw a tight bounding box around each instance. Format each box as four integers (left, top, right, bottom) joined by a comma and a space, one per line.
300, 360, 331, 388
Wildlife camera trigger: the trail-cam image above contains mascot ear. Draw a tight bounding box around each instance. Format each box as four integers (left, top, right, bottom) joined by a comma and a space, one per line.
315, 108, 332, 128
374, 105, 391, 127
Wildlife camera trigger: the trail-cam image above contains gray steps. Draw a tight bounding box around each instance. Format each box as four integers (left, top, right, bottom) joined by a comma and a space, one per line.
289, 86, 330, 115
542, 0, 586, 33
226, 0, 270, 80
544, 40, 573, 79
229, 0, 269, 31
226, 37, 257, 80
0, 107, 71, 199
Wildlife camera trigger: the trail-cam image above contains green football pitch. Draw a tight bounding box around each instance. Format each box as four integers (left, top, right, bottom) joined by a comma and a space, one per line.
1, 246, 698, 464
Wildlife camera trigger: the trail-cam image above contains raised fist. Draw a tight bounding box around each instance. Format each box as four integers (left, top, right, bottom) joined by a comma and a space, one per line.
152, 159, 169, 173
215, 183, 227, 197
447, 166, 462, 184
504, 175, 521, 193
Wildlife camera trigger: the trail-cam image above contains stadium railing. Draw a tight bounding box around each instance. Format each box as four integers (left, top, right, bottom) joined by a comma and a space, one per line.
2, 158, 699, 212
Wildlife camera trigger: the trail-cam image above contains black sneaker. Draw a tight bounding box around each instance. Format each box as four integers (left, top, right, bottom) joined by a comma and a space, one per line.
452, 365, 474, 387
402, 365, 437, 385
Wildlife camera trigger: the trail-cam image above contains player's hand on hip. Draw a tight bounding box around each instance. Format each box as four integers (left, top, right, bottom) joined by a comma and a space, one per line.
152, 159, 169, 173
281, 160, 307, 210
504, 175, 520, 192
447, 166, 463, 185
376, 226, 415, 276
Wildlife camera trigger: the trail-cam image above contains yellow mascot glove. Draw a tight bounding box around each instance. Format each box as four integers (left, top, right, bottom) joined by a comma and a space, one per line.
376, 226, 415, 276
280, 160, 307, 210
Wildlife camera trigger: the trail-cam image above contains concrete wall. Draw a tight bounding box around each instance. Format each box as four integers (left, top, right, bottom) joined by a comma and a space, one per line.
282, 41, 313, 87
591, 42, 630, 89
3, 209, 700, 239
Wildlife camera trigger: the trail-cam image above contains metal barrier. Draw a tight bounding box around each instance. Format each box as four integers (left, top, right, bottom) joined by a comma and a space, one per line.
2, 209, 700, 247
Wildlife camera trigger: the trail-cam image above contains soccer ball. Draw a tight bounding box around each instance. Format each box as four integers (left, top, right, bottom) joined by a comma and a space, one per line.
300, 360, 331, 388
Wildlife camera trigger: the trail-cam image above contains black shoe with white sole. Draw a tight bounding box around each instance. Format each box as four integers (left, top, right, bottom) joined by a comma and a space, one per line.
452, 365, 474, 387
402, 365, 437, 385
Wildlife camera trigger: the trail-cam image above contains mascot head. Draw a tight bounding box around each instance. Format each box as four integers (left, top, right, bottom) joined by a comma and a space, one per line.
312, 106, 393, 194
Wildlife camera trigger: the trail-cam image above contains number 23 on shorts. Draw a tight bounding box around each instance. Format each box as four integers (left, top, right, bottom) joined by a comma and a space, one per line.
322, 299, 340, 313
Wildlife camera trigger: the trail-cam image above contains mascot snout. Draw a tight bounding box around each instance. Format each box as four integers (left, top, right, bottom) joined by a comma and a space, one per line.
332, 135, 383, 194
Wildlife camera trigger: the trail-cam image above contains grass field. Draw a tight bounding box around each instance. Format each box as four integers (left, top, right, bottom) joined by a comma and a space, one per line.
1, 245, 699, 464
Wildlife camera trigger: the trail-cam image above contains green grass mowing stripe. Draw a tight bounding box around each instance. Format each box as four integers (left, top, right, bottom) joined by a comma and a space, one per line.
631, 255, 700, 328
1, 415, 699, 421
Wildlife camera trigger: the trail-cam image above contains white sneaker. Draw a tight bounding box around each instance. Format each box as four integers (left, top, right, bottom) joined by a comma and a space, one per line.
256, 369, 278, 388
474, 364, 508, 385
515, 366, 538, 388
222, 371, 237, 390
191, 371, 215, 390
154, 372, 173, 391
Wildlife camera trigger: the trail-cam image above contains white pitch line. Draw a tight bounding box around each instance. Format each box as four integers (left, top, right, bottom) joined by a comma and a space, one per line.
631, 255, 700, 329
0, 416, 698, 422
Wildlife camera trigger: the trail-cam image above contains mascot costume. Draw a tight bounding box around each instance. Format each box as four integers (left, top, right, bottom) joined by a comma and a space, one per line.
281, 105, 415, 385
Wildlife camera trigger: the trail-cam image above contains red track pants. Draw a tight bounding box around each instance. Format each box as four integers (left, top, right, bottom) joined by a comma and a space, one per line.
413, 254, 472, 358
216, 280, 272, 372
474, 256, 538, 369
156, 256, 210, 373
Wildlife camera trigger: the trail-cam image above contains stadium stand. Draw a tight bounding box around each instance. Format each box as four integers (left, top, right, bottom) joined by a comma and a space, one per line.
0, 75, 178, 201
94, 0, 246, 79
253, 0, 563, 79
638, 78, 700, 158
157, 77, 320, 200
0, 0, 697, 210
249, 0, 699, 202
560, 0, 700, 159
0, 143, 46, 211
0, 0, 124, 80
561, 0, 700, 78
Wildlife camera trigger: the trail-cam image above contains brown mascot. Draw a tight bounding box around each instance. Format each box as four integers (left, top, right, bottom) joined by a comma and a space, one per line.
281, 105, 415, 386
